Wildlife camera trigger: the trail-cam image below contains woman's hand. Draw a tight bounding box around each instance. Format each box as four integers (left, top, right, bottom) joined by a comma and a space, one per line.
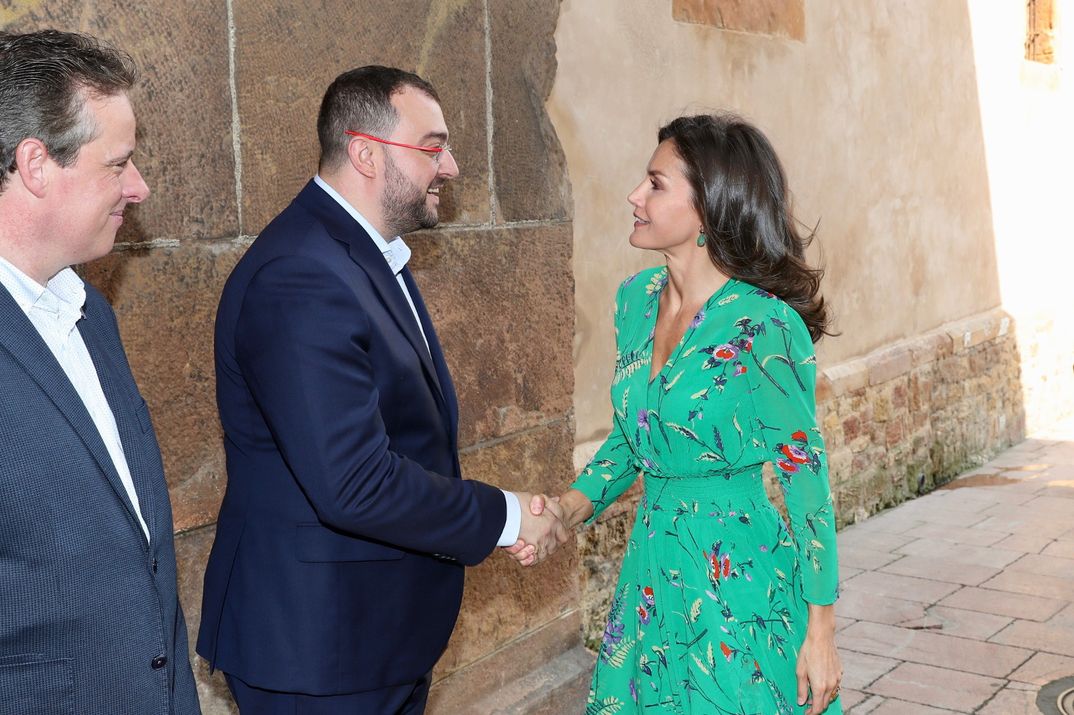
502, 489, 594, 567
796, 603, 842, 714
536, 488, 594, 530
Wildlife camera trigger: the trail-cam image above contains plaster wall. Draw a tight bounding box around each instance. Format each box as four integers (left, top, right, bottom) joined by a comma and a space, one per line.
967, 0, 1074, 431
549, 0, 1001, 445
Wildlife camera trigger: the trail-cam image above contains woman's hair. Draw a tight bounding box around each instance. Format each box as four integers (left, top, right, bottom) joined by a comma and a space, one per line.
658, 113, 832, 342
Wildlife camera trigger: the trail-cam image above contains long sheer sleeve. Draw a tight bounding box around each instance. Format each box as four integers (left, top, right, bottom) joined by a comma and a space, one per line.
746, 300, 839, 604
571, 281, 641, 522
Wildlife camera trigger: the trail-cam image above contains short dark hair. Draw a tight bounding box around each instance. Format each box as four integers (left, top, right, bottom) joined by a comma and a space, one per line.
0, 30, 137, 191
659, 113, 831, 342
317, 65, 440, 171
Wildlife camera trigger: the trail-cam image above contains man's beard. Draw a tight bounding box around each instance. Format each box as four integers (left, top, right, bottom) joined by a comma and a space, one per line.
381, 152, 438, 236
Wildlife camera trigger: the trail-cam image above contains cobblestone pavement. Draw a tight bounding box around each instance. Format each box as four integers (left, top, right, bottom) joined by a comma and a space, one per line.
837, 418, 1074, 714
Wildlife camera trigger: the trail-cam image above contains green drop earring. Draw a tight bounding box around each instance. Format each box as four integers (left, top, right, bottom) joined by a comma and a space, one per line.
696, 231, 707, 247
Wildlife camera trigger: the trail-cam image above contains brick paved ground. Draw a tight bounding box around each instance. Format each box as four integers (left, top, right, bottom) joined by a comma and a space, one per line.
837, 418, 1074, 713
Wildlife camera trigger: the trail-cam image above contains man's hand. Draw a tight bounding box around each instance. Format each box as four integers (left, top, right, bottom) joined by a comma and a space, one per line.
502, 492, 568, 566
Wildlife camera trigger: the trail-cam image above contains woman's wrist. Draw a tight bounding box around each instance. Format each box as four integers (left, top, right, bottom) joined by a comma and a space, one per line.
558, 488, 594, 529
805, 603, 837, 638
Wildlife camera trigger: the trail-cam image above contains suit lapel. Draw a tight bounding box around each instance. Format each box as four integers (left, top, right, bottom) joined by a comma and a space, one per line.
77, 312, 156, 540
0, 286, 148, 545
346, 239, 445, 400
401, 267, 458, 438
297, 182, 447, 406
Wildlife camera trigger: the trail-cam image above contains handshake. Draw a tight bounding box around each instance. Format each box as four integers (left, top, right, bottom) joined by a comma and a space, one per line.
501, 489, 593, 567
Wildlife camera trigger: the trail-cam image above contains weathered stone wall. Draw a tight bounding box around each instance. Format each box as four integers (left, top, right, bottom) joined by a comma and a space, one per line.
817, 309, 1025, 521
574, 308, 1026, 644
2, 1, 581, 712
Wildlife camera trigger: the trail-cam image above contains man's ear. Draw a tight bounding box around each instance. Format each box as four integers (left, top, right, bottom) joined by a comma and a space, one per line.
14, 138, 51, 198
347, 137, 377, 180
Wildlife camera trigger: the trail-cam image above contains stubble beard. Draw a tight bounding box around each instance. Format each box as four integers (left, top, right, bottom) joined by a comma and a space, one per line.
381, 151, 438, 237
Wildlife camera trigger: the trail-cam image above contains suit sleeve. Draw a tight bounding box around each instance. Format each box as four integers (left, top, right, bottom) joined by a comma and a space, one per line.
234, 255, 505, 566
171, 602, 201, 714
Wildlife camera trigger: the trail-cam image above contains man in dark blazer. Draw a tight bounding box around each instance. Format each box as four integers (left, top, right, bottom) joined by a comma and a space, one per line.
0, 31, 200, 714
197, 66, 567, 713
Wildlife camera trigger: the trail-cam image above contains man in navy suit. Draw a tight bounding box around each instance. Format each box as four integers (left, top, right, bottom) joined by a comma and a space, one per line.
197, 66, 567, 713
0, 30, 200, 714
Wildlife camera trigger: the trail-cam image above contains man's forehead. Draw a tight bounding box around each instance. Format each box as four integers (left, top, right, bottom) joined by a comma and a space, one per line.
390, 86, 447, 134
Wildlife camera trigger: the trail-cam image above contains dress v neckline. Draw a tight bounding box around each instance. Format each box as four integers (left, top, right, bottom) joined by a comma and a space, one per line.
647, 268, 738, 386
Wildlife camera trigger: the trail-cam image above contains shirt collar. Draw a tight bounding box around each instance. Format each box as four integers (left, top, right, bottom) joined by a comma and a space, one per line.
313, 174, 412, 276
0, 256, 86, 333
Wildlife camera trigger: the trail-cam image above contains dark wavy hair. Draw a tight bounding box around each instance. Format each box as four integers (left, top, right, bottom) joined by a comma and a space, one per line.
658, 114, 832, 342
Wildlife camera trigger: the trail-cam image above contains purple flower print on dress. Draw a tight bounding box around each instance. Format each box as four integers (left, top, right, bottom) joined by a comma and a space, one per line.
637, 409, 650, 431
690, 310, 705, 328
602, 619, 624, 649
781, 444, 809, 464
642, 457, 657, 471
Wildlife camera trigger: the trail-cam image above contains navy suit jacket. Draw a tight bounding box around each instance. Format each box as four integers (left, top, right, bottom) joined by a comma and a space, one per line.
196, 181, 506, 695
0, 281, 200, 714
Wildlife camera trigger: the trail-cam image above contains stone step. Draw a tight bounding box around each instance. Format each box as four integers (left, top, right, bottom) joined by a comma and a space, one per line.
467, 646, 594, 715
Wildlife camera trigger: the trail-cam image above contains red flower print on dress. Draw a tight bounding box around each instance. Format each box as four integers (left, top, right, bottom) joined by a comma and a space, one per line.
714, 344, 738, 360
780, 444, 810, 464
642, 585, 655, 607
637, 605, 650, 625
720, 641, 733, 661
791, 430, 808, 443
776, 458, 799, 474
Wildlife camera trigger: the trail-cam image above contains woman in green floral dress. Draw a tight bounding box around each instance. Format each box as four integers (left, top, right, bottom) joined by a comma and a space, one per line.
510, 115, 842, 714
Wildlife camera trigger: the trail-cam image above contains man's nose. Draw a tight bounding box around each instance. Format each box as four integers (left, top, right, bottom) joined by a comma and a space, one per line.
125, 161, 150, 203
438, 148, 459, 180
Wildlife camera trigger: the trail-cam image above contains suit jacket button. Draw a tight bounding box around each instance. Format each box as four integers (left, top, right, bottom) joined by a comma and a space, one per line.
151, 656, 167, 670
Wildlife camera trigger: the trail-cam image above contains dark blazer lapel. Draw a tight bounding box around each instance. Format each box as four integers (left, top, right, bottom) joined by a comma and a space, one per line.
401, 267, 457, 437
297, 181, 446, 404
77, 312, 156, 539
0, 286, 148, 543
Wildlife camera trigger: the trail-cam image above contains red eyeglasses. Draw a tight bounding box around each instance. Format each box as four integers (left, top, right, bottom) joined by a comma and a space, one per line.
344, 130, 452, 162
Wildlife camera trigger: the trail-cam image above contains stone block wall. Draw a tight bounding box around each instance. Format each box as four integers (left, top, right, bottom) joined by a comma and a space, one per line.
2, 1, 580, 712
671, 0, 805, 40
574, 307, 1026, 645
817, 308, 1025, 524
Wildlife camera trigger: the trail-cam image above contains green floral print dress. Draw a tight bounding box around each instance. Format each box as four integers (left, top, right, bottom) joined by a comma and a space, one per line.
573, 267, 841, 715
